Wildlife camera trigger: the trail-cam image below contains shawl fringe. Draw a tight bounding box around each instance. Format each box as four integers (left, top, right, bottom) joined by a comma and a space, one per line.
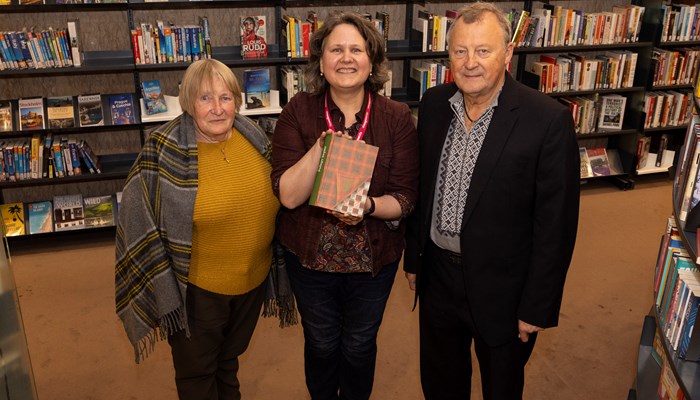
262, 242, 298, 328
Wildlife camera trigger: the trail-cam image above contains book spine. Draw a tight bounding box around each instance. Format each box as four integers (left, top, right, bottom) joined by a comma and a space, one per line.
308, 134, 333, 205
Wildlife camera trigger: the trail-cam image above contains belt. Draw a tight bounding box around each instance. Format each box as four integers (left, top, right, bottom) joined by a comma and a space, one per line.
429, 240, 462, 265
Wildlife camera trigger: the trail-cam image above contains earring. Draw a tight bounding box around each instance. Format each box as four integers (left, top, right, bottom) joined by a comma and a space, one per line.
370, 71, 373, 76
320, 71, 324, 77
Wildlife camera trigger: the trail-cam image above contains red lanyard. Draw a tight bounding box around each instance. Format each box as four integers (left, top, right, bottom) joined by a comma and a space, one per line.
324, 91, 372, 141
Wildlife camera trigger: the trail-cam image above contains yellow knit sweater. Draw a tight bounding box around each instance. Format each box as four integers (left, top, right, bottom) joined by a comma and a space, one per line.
188, 129, 279, 295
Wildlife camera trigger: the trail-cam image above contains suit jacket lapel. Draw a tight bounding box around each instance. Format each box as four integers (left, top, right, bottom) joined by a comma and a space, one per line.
460, 74, 519, 231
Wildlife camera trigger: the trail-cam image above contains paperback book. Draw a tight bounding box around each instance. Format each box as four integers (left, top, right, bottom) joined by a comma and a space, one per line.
27, 200, 53, 234
579, 147, 593, 178
108, 93, 136, 125
308, 134, 379, 217
598, 94, 627, 130
586, 147, 612, 176
53, 193, 85, 231
18, 97, 45, 131
82, 194, 116, 227
141, 80, 168, 115
0, 100, 12, 132
77, 94, 104, 127
243, 68, 271, 109
0, 202, 25, 236
240, 16, 268, 59
46, 96, 76, 129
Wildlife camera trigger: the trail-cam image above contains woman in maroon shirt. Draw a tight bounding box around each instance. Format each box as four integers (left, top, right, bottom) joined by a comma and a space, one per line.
271, 11, 419, 400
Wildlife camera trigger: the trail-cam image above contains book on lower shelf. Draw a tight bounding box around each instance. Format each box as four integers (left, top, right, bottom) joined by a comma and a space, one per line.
598, 94, 627, 130
0, 100, 13, 132
243, 68, 271, 110
77, 94, 104, 127
579, 147, 593, 178
0, 202, 25, 236
586, 147, 611, 176
308, 134, 378, 217
27, 200, 53, 234
82, 195, 116, 228
18, 97, 45, 131
46, 96, 76, 129
139, 95, 182, 123
108, 93, 136, 125
53, 194, 84, 232
141, 79, 168, 116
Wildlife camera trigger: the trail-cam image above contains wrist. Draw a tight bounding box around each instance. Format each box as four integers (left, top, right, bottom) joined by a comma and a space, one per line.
365, 196, 375, 216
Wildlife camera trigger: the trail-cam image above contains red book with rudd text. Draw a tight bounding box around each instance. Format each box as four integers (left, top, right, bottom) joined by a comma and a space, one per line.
240, 16, 268, 59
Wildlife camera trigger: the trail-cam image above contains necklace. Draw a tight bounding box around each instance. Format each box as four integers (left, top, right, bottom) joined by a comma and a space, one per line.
464, 105, 475, 124
219, 140, 230, 163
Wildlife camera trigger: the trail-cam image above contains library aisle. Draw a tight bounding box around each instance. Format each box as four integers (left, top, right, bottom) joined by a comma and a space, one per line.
8, 175, 671, 400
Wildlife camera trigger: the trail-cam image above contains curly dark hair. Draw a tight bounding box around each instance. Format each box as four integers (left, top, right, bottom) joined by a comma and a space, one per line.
303, 11, 389, 95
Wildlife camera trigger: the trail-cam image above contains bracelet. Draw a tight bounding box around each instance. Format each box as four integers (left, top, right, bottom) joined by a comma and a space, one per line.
365, 197, 375, 216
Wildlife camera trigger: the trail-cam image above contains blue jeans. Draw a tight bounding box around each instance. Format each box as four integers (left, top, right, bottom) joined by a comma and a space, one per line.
285, 251, 399, 400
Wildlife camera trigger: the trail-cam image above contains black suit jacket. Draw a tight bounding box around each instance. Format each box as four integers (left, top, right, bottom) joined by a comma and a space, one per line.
404, 73, 580, 346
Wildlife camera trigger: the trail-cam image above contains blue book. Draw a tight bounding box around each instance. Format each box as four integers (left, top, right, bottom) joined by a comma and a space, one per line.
27, 200, 53, 234
243, 68, 270, 110
108, 93, 136, 125
141, 80, 168, 115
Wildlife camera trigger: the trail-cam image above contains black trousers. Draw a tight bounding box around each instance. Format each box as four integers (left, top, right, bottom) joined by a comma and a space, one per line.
419, 240, 537, 400
168, 282, 266, 400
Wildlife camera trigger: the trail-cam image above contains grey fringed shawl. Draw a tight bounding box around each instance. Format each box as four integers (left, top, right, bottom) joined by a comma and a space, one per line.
115, 112, 296, 363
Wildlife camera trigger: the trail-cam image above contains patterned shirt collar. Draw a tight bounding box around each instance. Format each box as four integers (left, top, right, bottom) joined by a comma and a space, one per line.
448, 85, 503, 129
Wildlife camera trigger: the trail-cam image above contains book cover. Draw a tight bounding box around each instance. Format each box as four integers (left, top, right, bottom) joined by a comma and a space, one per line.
18, 97, 44, 131
82, 194, 116, 227
598, 94, 627, 129
240, 16, 268, 59
27, 200, 53, 234
108, 93, 136, 125
141, 80, 168, 115
77, 93, 104, 127
586, 147, 611, 176
637, 135, 651, 169
308, 134, 379, 217
53, 193, 84, 231
244, 68, 271, 109
0, 202, 25, 236
0, 100, 12, 132
579, 147, 593, 178
46, 96, 76, 129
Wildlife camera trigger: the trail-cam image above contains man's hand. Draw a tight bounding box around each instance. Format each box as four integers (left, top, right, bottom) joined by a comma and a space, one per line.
405, 272, 417, 291
517, 320, 543, 343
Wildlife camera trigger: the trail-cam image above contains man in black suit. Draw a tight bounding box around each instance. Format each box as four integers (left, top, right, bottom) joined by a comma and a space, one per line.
404, 3, 580, 399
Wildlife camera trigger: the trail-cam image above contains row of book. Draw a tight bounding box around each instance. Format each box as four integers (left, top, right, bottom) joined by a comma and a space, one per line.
676, 122, 700, 224
1, 193, 119, 237
650, 47, 700, 88
0, 134, 102, 182
510, 4, 645, 49
660, 3, 700, 43
579, 146, 623, 178
0, 22, 80, 71
131, 18, 211, 65
0, 93, 136, 132
643, 90, 693, 130
410, 60, 454, 100
561, 94, 627, 133
280, 11, 387, 59
653, 217, 700, 361
526, 51, 638, 94
411, 10, 456, 53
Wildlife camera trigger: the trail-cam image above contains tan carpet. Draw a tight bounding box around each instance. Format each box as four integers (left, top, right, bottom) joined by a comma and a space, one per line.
7, 175, 672, 399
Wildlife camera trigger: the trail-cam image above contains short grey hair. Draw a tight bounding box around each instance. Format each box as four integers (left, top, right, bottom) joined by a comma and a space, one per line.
447, 2, 512, 48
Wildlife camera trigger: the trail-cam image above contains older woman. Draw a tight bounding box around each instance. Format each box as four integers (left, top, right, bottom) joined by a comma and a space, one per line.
116, 59, 285, 400
271, 11, 419, 400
